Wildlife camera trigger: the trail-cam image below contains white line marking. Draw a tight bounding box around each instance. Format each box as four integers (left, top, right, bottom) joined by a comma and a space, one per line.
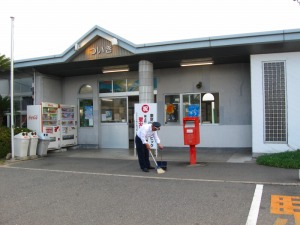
246, 184, 264, 225
2, 166, 300, 186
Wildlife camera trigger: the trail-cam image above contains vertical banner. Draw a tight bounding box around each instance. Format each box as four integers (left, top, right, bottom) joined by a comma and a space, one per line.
134, 103, 157, 152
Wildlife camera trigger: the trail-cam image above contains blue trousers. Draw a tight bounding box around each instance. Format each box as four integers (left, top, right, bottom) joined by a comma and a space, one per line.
135, 135, 151, 170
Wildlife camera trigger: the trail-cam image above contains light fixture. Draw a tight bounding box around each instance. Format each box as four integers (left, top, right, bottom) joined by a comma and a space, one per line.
110, 38, 118, 46
180, 58, 214, 67
196, 82, 202, 89
101, 98, 113, 101
202, 93, 215, 101
74, 43, 80, 51
102, 65, 129, 73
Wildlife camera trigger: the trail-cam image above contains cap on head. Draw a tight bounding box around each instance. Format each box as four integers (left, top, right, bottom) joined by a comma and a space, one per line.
152, 122, 161, 130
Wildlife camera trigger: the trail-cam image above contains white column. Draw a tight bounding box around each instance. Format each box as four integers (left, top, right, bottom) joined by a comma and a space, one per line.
138, 60, 154, 103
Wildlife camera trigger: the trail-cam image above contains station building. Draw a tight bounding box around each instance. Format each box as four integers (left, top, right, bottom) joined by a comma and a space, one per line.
2, 26, 300, 156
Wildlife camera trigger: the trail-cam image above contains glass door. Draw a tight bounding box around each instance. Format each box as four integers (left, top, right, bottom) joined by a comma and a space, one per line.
99, 97, 128, 148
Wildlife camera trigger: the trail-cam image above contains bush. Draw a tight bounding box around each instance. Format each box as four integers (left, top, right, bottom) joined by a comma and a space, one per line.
0, 126, 32, 159
256, 150, 300, 169
0, 127, 11, 158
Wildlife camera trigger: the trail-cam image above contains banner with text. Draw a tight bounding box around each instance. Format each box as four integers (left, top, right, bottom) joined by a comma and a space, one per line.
134, 103, 157, 149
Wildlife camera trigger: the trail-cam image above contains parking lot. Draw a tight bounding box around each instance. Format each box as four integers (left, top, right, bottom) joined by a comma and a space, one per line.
0, 150, 299, 225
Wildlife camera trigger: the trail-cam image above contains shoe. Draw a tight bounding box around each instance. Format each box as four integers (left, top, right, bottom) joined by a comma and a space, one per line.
148, 166, 155, 169
142, 168, 149, 172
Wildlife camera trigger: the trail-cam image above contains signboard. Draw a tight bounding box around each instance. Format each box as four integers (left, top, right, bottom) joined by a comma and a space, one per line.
134, 103, 157, 150
188, 104, 200, 117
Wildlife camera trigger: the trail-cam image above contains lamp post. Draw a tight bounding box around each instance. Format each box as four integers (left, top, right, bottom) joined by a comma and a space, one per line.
10, 16, 15, 160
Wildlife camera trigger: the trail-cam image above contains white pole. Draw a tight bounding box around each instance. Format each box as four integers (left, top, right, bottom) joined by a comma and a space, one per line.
10, 17, 15, 159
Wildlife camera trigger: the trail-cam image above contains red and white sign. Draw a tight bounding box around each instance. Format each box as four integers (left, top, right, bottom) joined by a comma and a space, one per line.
134, 103, 157, 150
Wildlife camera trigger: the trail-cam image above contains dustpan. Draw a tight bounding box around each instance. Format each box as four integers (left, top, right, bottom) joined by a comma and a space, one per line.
157, 149, 167, 170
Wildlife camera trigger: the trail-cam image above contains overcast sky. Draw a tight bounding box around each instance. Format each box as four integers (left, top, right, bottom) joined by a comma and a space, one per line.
1, 0, 299, 60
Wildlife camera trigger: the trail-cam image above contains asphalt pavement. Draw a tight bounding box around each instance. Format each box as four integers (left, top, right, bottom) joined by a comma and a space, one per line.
0, 148, 299, 225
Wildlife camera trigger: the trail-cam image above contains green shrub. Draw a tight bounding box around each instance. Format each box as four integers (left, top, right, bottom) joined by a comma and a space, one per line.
0, 126, 32, 159
256, 150, 300, 169
0, 127, 11, 158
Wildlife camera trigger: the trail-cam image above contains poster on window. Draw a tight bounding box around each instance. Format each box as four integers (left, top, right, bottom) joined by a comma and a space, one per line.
134, 103, 157, 150
188, 104, 200, 117
84, 106, 94, 126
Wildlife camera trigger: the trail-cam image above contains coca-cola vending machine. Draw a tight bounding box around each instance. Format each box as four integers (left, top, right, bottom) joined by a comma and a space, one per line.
59, 104, 78, 147
27, 102, 61, 150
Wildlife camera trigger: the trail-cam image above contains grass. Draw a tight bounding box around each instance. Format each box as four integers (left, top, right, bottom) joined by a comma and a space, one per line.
256, 150, 300, 169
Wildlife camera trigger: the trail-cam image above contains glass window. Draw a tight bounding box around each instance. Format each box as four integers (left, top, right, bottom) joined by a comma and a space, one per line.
127, 79, 139, 92
263, 62, 286, 142
99, 81, 112, 93
201, 93, 219, 124
14, 77, 32, 94
79, 84, 93, 94
165, 93, 219, 125
153, 78, 157, 90
99, 78, 157, 93
100, 97, 127, 123
79, 99, 93, 127
183, 94, 201, 119
113, 80, 126, 92
165, 95, 180, 123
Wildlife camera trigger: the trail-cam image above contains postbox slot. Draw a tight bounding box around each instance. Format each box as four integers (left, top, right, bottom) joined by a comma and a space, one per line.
185, 121, 195, 128
186, 129, 193, 133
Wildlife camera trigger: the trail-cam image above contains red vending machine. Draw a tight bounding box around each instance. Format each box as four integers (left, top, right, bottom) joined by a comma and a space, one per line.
27, 102, 61, 150
59, 104, 78, 147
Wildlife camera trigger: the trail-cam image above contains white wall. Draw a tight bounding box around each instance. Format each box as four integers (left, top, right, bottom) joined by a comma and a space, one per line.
63, 75, 99, 146
35, 73, 62, 104
61, 63, 252, 149
251, 52, 300, 155
159, 125, 252, 147
156, 63, 252, 148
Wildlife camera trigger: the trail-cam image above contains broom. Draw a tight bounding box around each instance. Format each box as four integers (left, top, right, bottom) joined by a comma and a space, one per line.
149, 150, 165, 174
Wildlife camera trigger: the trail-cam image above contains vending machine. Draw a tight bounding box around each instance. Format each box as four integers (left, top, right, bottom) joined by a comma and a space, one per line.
59, 104, 78, 147
27, 102, 61, 150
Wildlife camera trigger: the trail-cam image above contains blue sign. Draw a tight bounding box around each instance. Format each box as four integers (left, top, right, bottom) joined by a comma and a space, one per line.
188, 105, 199, 117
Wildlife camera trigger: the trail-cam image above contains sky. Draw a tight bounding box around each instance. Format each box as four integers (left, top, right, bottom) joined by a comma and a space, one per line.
0, 0, 299, 60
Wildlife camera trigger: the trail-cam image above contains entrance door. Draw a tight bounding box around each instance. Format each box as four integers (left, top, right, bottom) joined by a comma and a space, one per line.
99, 97, 129, 148
128, 96, 139, 148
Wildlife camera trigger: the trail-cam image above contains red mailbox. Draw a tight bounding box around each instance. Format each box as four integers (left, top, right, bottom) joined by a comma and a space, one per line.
183, 117, 200, 145
183, 117, 200, 165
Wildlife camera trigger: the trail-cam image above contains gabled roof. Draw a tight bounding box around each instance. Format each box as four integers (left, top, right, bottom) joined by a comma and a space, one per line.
14, 26, 300, 76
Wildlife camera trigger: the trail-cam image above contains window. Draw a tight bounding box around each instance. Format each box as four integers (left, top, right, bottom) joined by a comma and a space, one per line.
113, 80, 126, 92
100, 97, 127, 123
183, 94, 201, 118
127, 79, 139, 92
99, 81, 112, 93
99, 78, 157, 93
79, 99, 93, 127
165, 95, 180, 123
165, 93, 219, 125
263, 61, 287, 143
201, 93, 219, 124
14, 77, 32, 94
79, 84, 93, 94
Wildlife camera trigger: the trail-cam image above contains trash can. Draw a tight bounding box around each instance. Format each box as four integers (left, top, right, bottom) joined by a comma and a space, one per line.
28, 132, 38, 157
36, 133, 50, 156
14, 132, 30, 158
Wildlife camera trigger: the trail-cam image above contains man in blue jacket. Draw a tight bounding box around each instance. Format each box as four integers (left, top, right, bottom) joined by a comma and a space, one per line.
135, 122, 164, 172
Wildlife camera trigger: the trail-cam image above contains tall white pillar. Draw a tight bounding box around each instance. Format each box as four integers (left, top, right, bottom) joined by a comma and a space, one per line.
139, 60, 154, 103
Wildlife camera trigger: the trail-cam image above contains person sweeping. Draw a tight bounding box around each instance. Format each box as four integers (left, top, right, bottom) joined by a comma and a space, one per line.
135, 122, 164, 172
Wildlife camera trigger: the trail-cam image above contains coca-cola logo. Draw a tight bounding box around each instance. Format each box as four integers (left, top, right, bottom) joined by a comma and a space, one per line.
28, 115, 38, 120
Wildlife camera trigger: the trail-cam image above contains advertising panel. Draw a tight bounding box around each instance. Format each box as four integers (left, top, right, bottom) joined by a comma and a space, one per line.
134, 103, 158, 151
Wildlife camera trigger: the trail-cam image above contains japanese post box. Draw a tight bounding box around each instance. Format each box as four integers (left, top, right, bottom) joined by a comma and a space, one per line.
183, 117, 200, 145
